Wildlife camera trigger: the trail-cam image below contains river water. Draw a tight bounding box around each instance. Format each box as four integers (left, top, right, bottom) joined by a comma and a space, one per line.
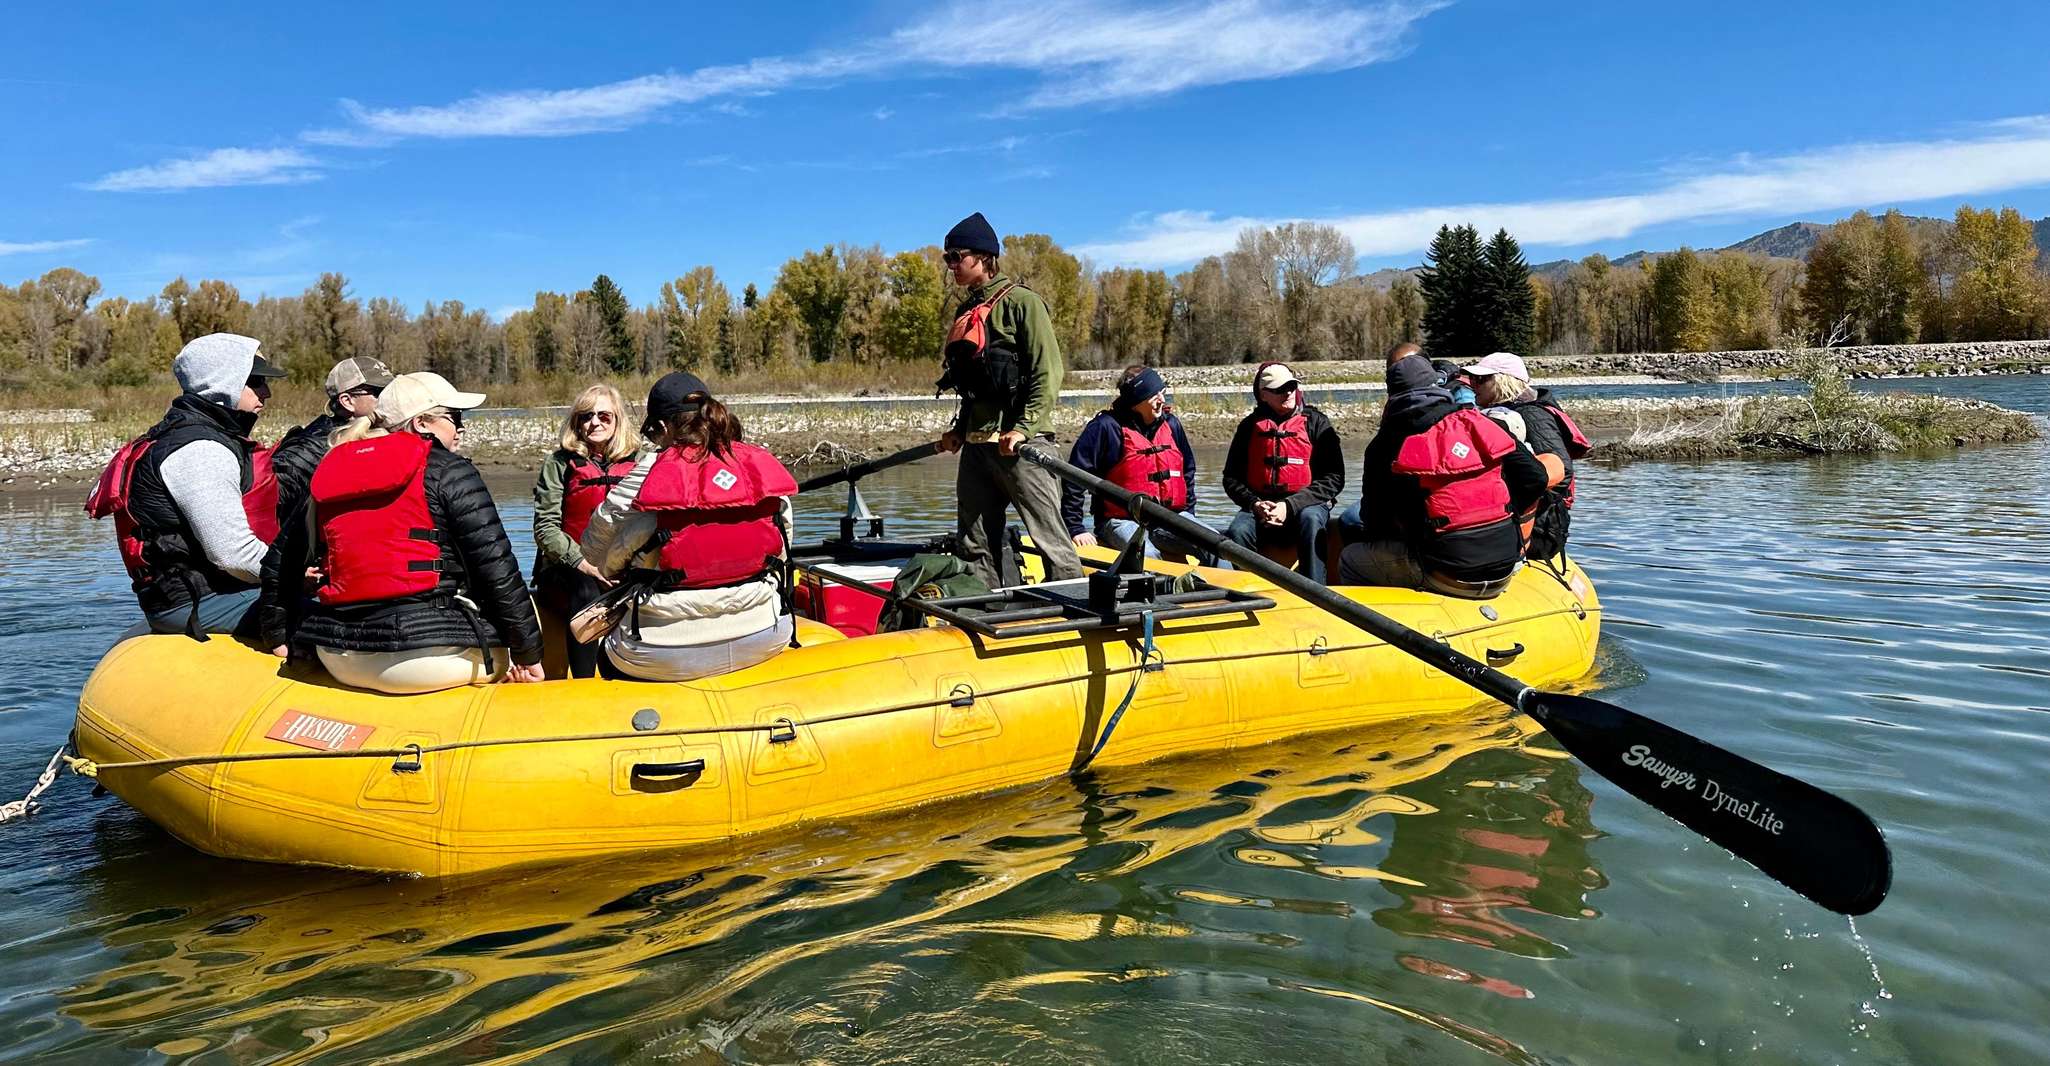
1, 379, 2045, 1064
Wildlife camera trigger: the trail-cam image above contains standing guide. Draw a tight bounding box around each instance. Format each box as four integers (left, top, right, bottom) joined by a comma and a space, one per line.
1220, 362, 1345, 584
87, 333, 288, 639
934, 211, 1084, 587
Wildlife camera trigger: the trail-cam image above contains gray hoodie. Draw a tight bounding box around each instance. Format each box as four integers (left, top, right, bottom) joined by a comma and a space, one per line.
159, 334, 269, 585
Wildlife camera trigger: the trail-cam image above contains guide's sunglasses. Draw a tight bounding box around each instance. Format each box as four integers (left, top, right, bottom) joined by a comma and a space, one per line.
942, 250, 973, 265
342, 385, 383, 399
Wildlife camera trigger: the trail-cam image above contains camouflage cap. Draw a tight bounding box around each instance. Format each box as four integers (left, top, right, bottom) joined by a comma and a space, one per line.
323, 355, 396, 397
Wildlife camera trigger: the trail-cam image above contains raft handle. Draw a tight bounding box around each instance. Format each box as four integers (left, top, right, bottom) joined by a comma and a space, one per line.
391, 744, 423, 774
1485, 643, 1526, 665
948, 684, 976, 708
768, 718, 799, 744
630, 759, 706, 783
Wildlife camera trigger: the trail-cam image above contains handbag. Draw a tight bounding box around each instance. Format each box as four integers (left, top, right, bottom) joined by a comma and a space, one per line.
569, 581, 637, 643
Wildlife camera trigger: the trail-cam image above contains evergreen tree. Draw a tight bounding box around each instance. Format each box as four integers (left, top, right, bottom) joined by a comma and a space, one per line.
1480, 229, 1535, 354
589, 274, 635, 373
1418, 224, 1486, 359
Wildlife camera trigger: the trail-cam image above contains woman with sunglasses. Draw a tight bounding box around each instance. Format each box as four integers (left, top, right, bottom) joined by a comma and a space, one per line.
531, 384, 642, 677
260, 372, 546, 693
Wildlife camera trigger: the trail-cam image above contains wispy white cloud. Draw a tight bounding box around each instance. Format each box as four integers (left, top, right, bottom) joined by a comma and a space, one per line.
0, 237, 93, 256
872, 106, 895, 121
891, 0, 1447, 111
1077, 117, 2050, 266
308, 1, 1440, 141
86, 147, 324, 192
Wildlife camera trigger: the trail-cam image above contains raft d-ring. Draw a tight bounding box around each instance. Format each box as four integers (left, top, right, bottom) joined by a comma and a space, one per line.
391, 744, 423, 774
948, 683, 977, 708
1307, 635, 1331, 657
768, 717, 799, 744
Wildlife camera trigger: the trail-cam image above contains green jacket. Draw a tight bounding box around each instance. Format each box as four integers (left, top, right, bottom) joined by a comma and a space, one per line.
531, 446, 641, 573
951, 273, 1064, 439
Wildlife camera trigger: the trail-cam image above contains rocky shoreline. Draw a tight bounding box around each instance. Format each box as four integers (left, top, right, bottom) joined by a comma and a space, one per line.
4, 343, 2046, 495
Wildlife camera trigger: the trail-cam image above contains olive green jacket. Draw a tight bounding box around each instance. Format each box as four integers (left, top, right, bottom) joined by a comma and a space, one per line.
531, 446, 640, 574
950, 273, 1064, 440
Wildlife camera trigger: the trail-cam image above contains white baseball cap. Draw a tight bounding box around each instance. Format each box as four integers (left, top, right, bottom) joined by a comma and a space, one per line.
376, 372, 487, 425
1462, 352, 1530, 383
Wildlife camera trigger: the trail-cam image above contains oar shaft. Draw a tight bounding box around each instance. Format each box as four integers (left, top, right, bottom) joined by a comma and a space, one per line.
1018, 445, 1529, 709
796, 440, 944, 495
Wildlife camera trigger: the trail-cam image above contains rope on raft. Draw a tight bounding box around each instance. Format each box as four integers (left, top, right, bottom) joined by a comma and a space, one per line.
37, 606, 1587, 784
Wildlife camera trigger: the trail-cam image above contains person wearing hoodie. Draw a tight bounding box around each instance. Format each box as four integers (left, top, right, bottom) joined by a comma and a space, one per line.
269, 356, 394, 529
1220, 362, 1345, 583
1339, 353, 1549, 598
1060, 365, 1215, 565
931, 211, 1083, 588
260, 372, 545, 693
89, 332, 289, 638
1465, 352, 1591, 561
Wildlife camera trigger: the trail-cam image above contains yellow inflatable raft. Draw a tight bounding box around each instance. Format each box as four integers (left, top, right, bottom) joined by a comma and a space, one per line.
73, 558, 1600, 877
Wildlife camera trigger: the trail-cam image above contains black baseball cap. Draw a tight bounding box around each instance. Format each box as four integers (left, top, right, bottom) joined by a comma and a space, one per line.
641, 371, 711, 436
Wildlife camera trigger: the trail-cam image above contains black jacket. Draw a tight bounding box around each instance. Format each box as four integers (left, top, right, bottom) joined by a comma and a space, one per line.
262, 436, 543, 665
270, 410, 341, 530
1220, 402, 1345, 515
127, 394, 263, 615
1358, 359, 1548, 580
1507, 387, 1577, 559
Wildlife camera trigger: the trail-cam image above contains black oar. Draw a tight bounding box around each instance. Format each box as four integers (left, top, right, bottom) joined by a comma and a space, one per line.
1018, 444, 1891, 916
796, 440, 944, 495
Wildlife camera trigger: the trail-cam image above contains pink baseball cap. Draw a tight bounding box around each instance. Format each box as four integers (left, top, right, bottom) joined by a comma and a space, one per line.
1462, 352, 1530, 382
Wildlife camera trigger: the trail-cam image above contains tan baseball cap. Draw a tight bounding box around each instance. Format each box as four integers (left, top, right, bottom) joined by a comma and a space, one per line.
376, 372, 487, 425
324, 355, 396, 397
1253, 362, 1299, 393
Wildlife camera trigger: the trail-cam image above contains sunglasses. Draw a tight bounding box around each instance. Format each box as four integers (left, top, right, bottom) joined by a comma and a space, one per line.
343, 385, 383, 399
576, 410, 616, 424
942, 250, 973, 265
433, 410, 465, 429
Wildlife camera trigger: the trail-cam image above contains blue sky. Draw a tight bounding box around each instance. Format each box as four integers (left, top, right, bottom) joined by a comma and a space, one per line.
6, 0, 2050, 316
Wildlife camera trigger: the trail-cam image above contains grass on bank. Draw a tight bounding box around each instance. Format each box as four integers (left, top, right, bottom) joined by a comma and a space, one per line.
1601, 353, 2041, 460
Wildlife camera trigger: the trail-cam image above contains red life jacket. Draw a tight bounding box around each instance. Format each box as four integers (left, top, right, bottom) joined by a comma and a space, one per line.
1245, 410, 1312, 498
944, 281, 1015, 363
633, 442, 797, 590
1102, 416, 1188, 519
1540, 402, 1592, 507
1390, 409, 1521, 539
311, 432, 442, 606
561, 452, 639, 544
86, 436, 280, 586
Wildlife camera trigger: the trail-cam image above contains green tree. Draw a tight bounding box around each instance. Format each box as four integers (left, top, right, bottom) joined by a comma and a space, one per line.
775, 248, 849, 364
1094, 267, 1173, 365
302, 272, 362, 370
1479, 229, 1535, 354
1650, 249, 1714, 352
529, 291, 569, 375
1388, 273, 1423, 346
880, 251, 946, 362
659, 266, 730, 370
1419, 224, 1487, 359
1945, 204, 2045, 340
1802, 210, 1927, 345
588, 274, 636, 373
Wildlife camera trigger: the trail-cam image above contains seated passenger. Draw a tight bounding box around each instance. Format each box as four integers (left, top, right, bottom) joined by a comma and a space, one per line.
1339, 354, 1548, 598
1221, 362, 1344, 583
532, 384, 641, 678
88, 333, 288, 639
1061, 365, 1216, 565
261, 372, 545, 693
579, 372, 797, 682
270, 355, 394, 529
1464, 352, 1590, 561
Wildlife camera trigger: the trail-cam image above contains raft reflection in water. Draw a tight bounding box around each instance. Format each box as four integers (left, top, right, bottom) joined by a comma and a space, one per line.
49, 710, 1606, 1062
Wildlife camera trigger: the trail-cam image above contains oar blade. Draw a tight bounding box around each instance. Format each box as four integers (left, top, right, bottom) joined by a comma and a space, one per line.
1528, 692, 1891, 915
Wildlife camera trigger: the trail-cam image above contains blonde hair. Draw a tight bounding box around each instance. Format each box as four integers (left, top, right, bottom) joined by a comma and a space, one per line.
1472, 373, 1529, 407
327, 406, 450, 448
559, 384, 640, 462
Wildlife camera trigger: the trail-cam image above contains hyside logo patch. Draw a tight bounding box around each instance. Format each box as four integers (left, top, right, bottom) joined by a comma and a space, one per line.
265, 711, 374, 752
1621, 744, 1786, 836
711, 468, 739, 491
1451, 442, 1471, 459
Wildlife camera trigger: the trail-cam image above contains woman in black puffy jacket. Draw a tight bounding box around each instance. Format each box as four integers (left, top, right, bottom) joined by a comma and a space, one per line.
260, 372, 544, 693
